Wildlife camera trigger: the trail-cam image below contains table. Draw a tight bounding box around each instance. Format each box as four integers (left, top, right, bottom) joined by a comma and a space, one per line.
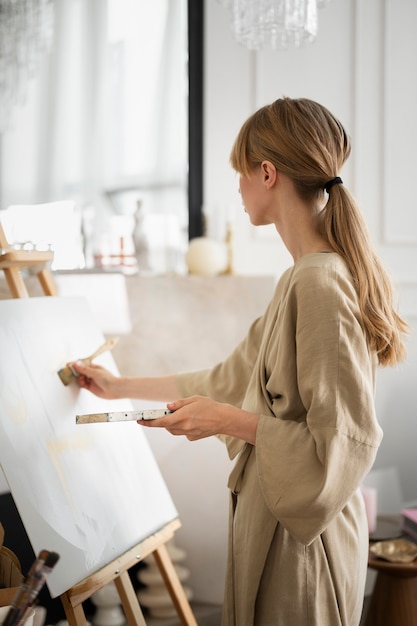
364, 550, 417, 626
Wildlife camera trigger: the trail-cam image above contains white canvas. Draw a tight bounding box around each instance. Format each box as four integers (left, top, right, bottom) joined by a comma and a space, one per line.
0, 296, 178, 598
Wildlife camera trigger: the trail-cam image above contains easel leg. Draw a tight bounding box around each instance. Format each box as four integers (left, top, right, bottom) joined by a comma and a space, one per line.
60, 591, 89, 626
61, 573, 147, 626
3, 267, 29, 298
114, 570, 147, 626
37, 268, 58, 296
153, 544, 198, 626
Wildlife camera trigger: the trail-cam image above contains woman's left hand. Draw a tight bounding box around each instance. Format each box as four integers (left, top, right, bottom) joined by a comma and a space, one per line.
138, 395, 226, 441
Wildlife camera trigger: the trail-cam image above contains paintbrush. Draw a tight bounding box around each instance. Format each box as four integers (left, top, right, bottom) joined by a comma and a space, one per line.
2, 551, 60, 626
57, 337, 119, 386
76, 409, 173, 424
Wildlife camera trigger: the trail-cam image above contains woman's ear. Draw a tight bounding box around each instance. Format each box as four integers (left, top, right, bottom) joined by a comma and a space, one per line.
261, 161, 277, 189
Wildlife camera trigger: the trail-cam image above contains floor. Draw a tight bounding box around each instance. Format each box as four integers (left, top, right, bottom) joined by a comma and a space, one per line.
145, 596, 371, 626
145, 602, 222, 626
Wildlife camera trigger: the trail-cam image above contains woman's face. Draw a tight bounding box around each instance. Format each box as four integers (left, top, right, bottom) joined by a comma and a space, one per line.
238, 167, 274, 226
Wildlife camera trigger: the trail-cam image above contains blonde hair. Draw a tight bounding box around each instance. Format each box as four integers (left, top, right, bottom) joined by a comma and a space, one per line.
230, 97, 409, 366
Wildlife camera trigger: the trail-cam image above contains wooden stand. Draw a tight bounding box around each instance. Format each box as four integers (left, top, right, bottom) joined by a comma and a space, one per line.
60, 520, 197, 626
0, 223, 58, 297
364, 549, 417, 626
0, 225, 197, 625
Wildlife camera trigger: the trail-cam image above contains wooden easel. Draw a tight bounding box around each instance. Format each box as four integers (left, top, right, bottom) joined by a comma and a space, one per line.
0, 222, 58, 297
0, 223, 197, 625
60, 518, 197, 626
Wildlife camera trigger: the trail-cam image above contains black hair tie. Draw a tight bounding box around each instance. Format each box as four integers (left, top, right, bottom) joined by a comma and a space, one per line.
324, 176, 343, 193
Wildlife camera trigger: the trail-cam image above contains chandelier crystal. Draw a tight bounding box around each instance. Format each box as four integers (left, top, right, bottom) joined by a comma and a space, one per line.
0, 0, 55, 132
218, 0, 331, 51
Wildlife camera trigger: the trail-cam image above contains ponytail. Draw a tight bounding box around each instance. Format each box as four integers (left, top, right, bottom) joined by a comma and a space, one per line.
321, 185, 408, 366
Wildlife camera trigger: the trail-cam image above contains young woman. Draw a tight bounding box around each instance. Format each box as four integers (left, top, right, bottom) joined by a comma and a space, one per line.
74, 97, 408, 625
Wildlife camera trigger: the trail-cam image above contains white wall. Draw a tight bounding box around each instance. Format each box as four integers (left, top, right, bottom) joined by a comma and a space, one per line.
204, 0, 417, 505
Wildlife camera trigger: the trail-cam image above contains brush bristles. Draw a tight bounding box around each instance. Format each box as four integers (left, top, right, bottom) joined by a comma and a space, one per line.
45, 552, 60, 569
57, 367, 73, 385
57, 363, 78, 386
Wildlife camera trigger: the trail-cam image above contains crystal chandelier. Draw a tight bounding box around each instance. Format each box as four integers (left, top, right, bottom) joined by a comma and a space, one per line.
218, 0, 332, 51
0, 0, 55, 132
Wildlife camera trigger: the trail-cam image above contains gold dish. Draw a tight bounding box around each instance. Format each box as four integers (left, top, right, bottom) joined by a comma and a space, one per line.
370, 539, 417, 563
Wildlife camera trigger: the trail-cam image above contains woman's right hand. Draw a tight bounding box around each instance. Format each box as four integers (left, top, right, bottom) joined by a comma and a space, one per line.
71, 362, 120, 399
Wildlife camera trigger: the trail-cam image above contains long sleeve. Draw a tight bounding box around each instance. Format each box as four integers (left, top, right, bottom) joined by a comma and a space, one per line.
254, 257, 383, 544
178, 254, 383, 545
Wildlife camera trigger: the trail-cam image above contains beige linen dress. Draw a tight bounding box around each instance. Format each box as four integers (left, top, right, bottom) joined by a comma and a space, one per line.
177, 252, 383, 626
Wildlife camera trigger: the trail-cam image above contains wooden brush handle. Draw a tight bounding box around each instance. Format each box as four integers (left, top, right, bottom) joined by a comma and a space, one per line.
80, 337, 119, 366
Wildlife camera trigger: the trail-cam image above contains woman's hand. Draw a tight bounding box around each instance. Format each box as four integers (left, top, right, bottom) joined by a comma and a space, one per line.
139, 395, 259, 444
71, 362, 120, 399
139, 395, 225, 441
